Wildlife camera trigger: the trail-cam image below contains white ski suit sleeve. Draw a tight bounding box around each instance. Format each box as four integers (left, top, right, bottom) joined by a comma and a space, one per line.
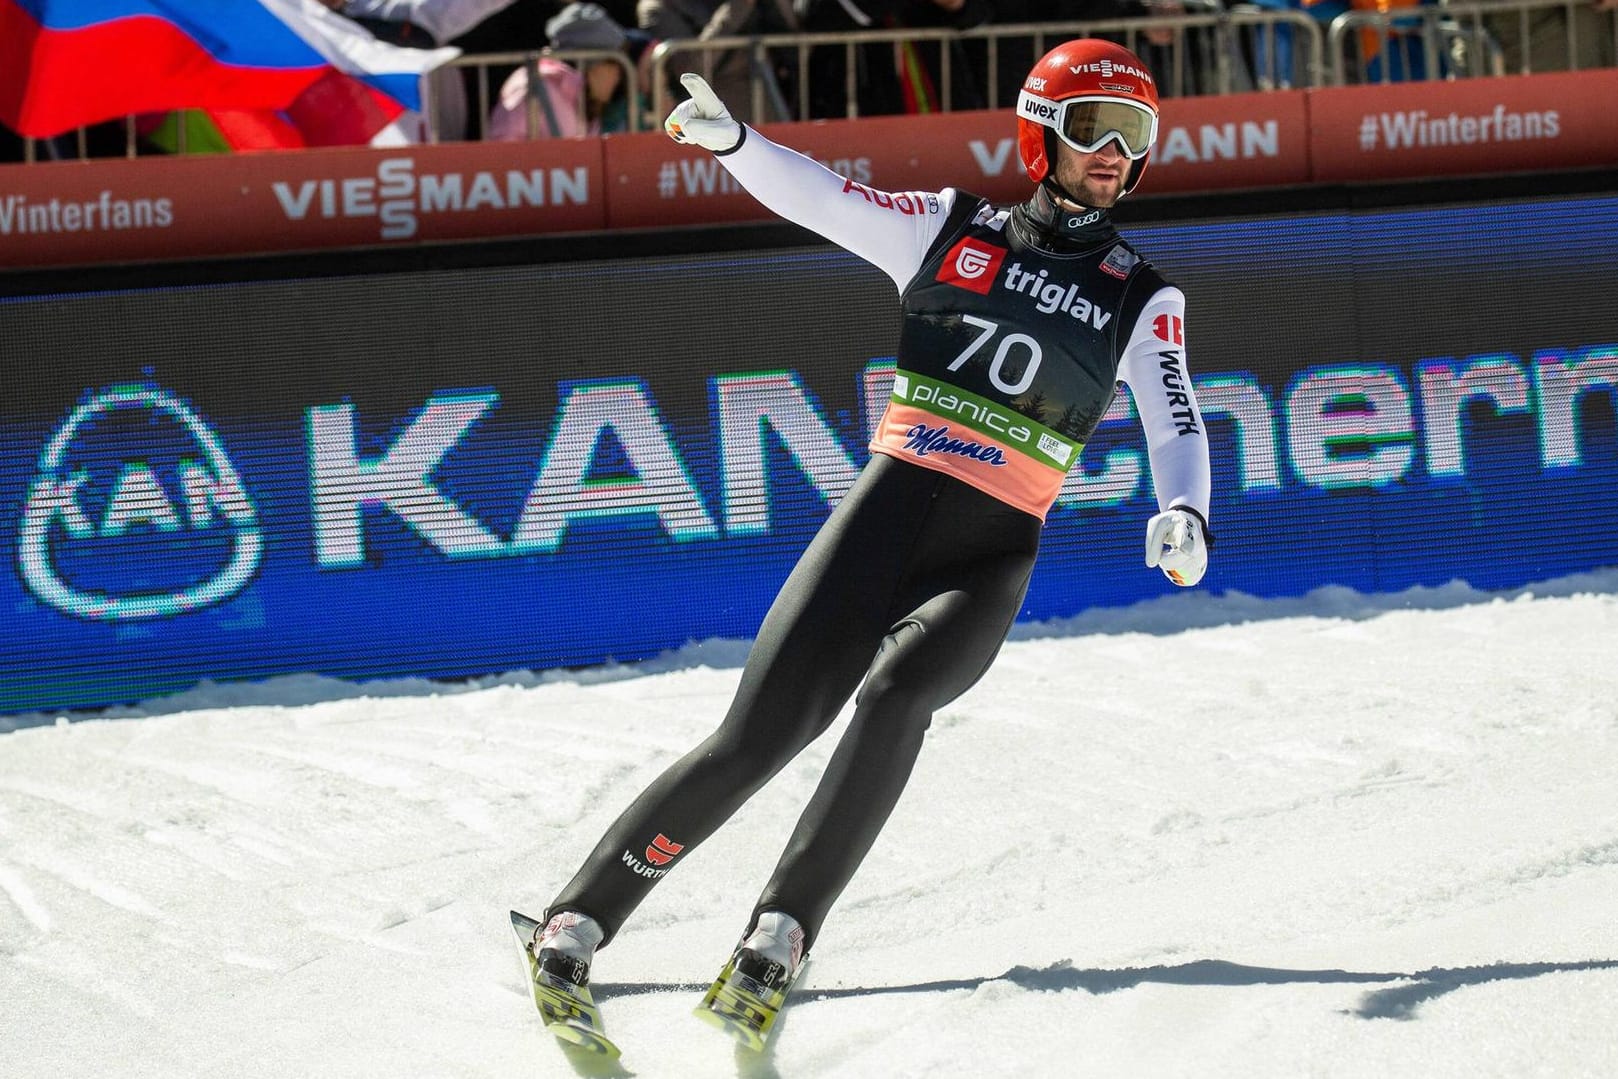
1116, 286, 1211, 520
715, 127, 958, 292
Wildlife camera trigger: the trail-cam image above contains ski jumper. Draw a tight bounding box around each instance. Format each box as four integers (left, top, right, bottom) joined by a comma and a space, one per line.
548, 126, 1211, 951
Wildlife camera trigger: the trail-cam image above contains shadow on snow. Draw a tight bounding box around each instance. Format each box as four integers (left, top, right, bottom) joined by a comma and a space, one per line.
594, 956, 1618, 1022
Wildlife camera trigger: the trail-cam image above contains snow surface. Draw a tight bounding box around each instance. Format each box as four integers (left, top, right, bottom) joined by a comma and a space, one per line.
3, 573, 1617, 1079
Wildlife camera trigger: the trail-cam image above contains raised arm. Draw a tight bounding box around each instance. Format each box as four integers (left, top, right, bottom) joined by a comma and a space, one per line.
665, 73, 956, 292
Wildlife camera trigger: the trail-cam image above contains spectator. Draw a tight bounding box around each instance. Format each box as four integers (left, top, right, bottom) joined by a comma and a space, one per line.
1140, 0, 1237, 95
1299, 0, 1439, 83
1239, 0, 1304, 89
892, 0, 994, 113
986, 1, 1187, 108
327, 0, 521, 140
1486, 0, 1618, 74
442, 2, 560, 121
597, 0, 641, 24
797, 0, 991, 119
636, 1, 802, 125
488, 2, 651, 139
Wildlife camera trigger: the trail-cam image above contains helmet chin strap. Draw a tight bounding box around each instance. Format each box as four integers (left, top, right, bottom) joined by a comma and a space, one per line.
1034, 181, 1107, 225
1041, 176, 1094, 212
1016, 180, 1114, 250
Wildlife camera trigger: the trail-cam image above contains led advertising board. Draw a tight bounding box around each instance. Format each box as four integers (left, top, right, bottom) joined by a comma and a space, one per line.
3, 192, 1615, 713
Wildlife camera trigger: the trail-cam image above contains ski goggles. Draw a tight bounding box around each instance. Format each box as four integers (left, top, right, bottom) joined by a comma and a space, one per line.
1016, 92, 1158, 160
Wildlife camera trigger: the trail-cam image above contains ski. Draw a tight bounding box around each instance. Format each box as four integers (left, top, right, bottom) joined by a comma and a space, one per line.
509, 910, 621, 1060
693, 949, 809, 1052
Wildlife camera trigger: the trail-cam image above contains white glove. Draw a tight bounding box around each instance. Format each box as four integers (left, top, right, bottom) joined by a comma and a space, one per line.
1144, 507, 1211, 587
664, 72, 742, 153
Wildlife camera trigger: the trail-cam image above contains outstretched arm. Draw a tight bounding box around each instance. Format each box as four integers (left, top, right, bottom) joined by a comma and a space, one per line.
665, 73, 957, 292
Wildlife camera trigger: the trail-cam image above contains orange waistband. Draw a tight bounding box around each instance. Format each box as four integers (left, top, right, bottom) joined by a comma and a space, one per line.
869, 401, 1066, 521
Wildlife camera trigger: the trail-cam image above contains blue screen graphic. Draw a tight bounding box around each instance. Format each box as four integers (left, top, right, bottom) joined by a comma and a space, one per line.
2, 193, 1615, 714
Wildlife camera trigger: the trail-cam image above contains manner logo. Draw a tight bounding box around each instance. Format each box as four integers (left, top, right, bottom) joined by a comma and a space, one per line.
18, 385, 262, 622
936, 237, 1006, 294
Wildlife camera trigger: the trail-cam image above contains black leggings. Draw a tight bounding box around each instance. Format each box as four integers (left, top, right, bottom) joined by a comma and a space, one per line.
548, 453, 1041, 951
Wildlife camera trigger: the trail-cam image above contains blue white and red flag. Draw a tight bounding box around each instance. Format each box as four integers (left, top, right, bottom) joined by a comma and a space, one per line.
0, 0, 457, 143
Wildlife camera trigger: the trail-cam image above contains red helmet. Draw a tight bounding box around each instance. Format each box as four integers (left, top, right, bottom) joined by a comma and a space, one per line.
1016, 39, 1161, 196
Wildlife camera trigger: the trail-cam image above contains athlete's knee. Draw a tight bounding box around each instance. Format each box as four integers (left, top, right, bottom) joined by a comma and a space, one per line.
852, 670, 934, 737
855, 623, 942, 723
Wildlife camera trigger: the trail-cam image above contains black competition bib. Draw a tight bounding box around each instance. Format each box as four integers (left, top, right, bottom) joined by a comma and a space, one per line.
869, 198, 1158, 518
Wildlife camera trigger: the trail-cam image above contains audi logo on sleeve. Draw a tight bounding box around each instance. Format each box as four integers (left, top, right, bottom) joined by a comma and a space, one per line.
935, 237, 1007, 295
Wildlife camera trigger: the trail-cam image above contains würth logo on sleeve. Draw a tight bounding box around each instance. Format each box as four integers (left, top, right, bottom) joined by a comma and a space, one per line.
936, 237, 1007, 294
1152, 314, 1184, 345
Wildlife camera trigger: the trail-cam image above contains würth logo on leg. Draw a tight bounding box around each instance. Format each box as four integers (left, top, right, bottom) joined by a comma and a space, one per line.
620, 832, 686, 878
645, 833, 685, 866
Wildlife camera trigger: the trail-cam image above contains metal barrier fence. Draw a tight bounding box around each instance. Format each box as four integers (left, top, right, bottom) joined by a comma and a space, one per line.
1326, 0, 1618, 84
459, 1, 1611, 134
11, 1, 1616, 158
637, 13, 1327, 126
444, 47, 639, 142
14, 12, 1323, 155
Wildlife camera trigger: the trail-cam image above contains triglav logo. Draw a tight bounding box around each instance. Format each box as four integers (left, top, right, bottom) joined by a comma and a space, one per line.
18, 385, 262, 621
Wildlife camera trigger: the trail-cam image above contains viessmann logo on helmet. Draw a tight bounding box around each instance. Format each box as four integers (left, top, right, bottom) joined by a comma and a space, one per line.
1070, 60, 1154, 84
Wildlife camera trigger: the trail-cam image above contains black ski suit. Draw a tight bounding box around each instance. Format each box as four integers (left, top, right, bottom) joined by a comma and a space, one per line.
548, 126, 1211, 952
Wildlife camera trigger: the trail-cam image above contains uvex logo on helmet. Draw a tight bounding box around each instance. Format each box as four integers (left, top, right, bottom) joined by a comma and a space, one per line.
1018, 97, 1060, 123
1016, 38, 1160, 195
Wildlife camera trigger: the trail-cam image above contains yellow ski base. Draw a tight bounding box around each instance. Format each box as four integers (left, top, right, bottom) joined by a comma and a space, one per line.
511, 910, 621, 1060
693, 953, 799, 1052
